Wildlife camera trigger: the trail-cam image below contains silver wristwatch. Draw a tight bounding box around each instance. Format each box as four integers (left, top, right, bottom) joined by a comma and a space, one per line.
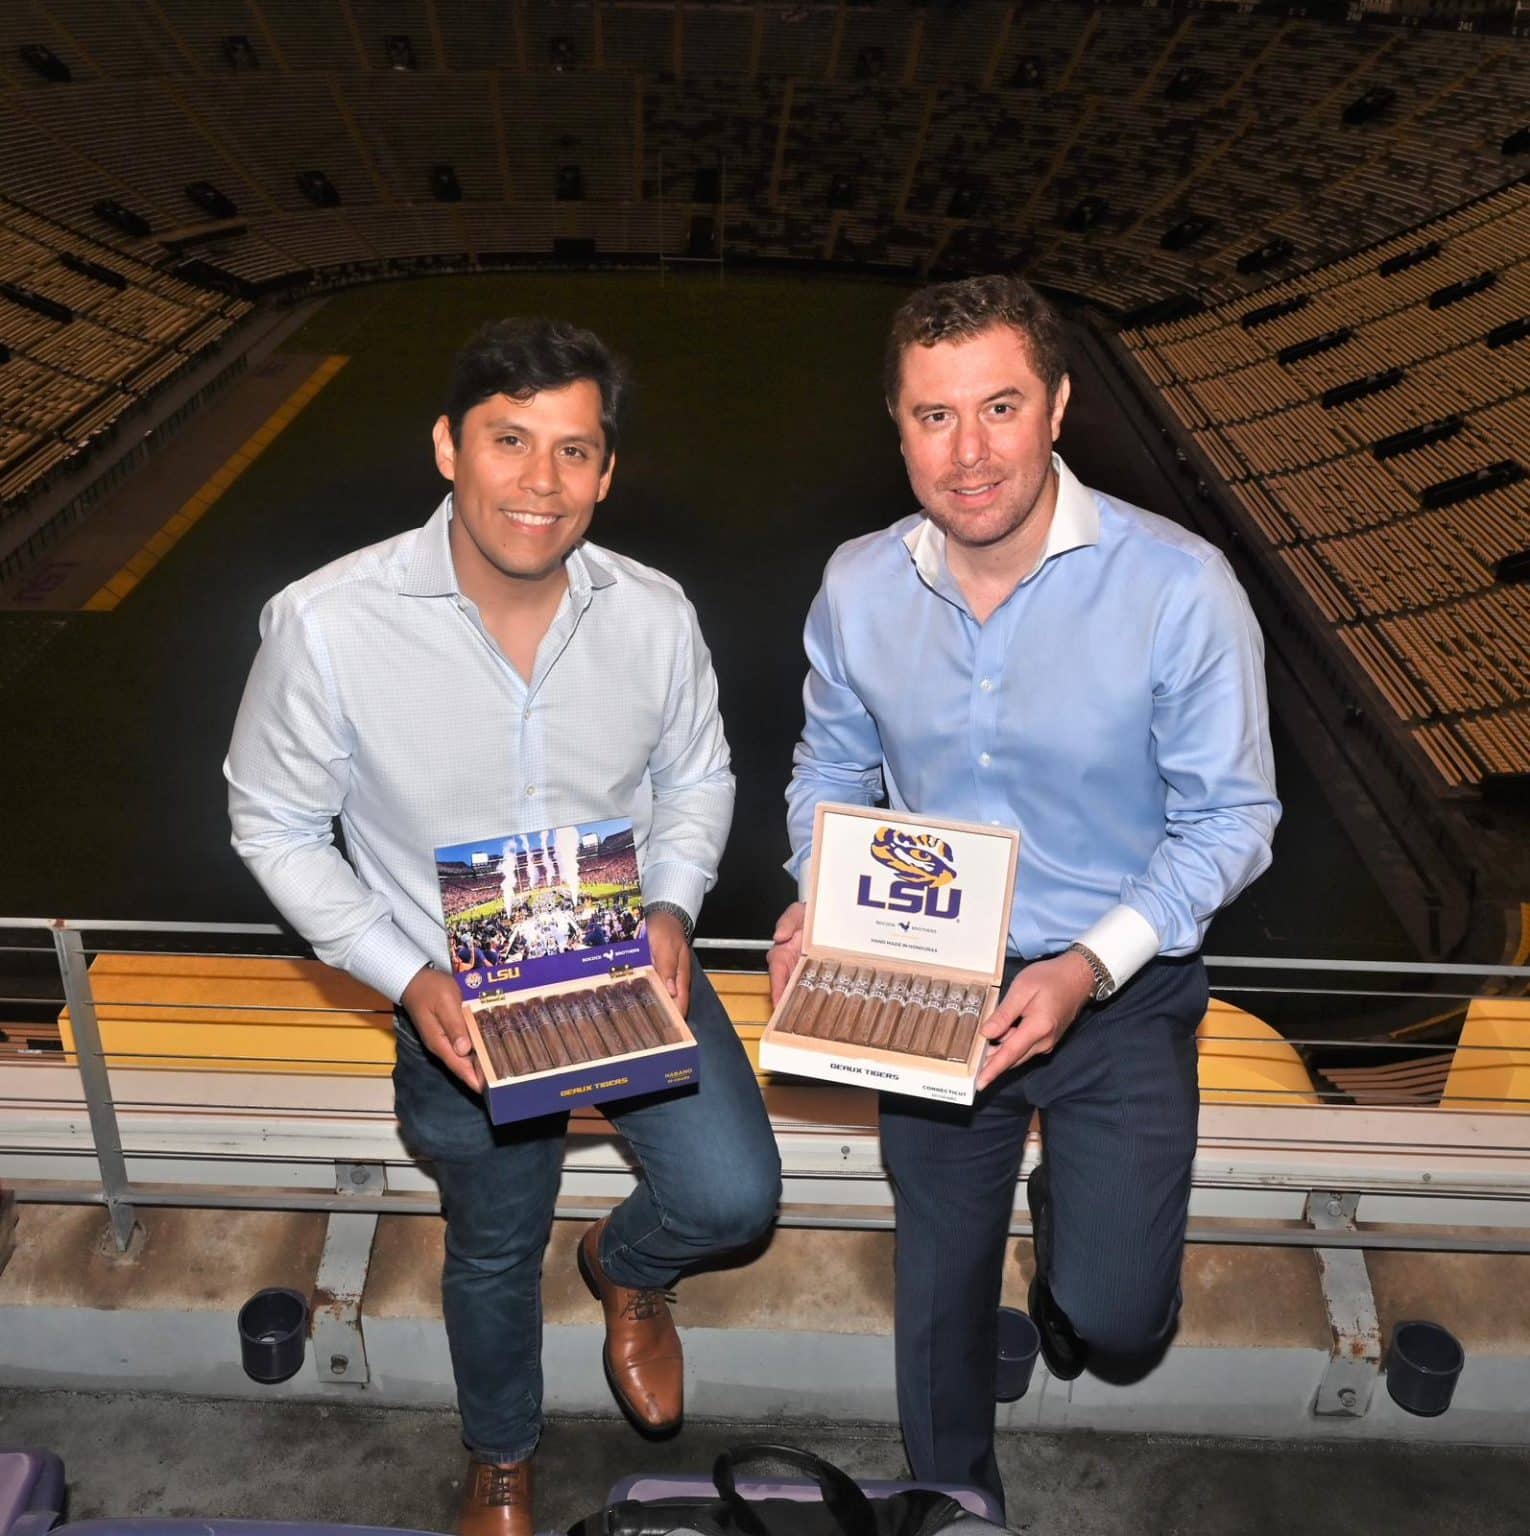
1066, 941, 1116, 1002
643, 901, 694, 943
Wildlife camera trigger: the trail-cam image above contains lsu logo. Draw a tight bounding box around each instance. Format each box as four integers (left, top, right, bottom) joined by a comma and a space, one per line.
858, 827, 962, 920
869, 828, 957, 888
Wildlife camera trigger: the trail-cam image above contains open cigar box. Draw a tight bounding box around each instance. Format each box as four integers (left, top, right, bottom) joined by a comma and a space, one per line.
759, 803, 1019, 1105
435, 818, 698, 1124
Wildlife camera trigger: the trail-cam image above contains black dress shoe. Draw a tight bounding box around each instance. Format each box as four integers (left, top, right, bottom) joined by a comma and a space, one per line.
1025, 1162, 1052, 1278
1025, 1162, 1088, 1381
1028, 1269, 1088, 1382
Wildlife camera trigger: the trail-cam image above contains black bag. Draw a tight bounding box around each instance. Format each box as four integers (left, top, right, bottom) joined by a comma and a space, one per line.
593, 1443, 1006, 1535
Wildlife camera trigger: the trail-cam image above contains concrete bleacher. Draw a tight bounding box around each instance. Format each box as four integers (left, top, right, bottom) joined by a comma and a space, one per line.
1123, 179, 1528, 790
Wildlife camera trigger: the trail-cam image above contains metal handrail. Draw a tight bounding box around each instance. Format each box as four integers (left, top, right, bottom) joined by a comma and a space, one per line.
3, 915, 1527, 1254
3, 916, 1529, 976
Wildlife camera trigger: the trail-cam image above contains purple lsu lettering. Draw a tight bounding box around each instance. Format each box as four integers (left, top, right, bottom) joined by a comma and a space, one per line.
854, 874, 963, 920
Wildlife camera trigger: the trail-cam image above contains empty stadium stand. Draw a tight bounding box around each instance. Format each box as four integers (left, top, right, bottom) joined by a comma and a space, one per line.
0, 197, 250, 510
0, 1, 1518, 309
1122, 181, 1528, 790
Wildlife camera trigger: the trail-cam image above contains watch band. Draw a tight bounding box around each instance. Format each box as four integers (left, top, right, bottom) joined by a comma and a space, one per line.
643, 901, 695, 943
1066, 941, 1116, 1002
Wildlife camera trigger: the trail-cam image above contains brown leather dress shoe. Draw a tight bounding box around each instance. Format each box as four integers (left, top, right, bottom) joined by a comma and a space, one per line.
457, 1457, 533, 1536
577, 1216, 683, 1434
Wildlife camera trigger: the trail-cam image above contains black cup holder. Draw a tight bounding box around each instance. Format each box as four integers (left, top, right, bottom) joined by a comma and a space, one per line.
1386, 1320, 1464, 1417
996, 1306, 1040, 1402
238, 1287, 310, 1383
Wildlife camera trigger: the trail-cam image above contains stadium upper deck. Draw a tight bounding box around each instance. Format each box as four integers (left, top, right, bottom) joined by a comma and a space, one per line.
0, 0, 1519, 310
1122, 181, 1529, 791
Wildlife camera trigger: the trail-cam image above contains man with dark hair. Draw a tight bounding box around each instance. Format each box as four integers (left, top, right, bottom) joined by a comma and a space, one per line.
770, 274, 1278, 1511
228, 317, 780, 1536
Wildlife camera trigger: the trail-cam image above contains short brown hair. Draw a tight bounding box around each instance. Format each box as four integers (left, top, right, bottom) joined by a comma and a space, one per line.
883, 274, 1068, 407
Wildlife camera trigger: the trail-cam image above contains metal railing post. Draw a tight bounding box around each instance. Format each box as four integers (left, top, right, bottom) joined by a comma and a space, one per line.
51, 921, 137, 1251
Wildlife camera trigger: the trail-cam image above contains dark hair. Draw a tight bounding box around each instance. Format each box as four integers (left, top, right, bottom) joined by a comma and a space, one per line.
444, 317, 627, 464
883, 274, 1068, 406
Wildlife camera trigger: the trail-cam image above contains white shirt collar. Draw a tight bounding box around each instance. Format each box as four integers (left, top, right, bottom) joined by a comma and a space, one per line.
902, 452, 1098, 590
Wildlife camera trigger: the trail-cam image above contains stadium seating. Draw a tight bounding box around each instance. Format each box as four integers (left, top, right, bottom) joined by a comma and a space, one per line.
1123, 181, 1529, 788
0, 3, 1519, 309
0, 197, 249, 509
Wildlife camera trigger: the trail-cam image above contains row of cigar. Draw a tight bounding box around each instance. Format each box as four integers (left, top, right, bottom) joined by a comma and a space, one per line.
475, 980, 680, 1080
775, 959, 988, 1062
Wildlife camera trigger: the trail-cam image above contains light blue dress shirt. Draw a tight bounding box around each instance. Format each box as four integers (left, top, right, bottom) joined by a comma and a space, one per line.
226, 494, 734, 1003
786, 454, 1280, 985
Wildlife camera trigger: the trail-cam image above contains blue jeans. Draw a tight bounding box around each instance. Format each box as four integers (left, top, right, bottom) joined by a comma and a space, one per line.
881, 954, 1206, 1510
392, 960, 782, 1462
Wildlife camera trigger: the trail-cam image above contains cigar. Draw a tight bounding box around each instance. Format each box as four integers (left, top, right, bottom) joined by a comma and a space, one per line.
865, 971, 903, 1049
946, 983, 986, 1063
927, 979, 963, 1060
619, 979, 669, 1048
913, 978, 949, 1058
813, 965, 849, 1040
795, 959, 840, 1038
607, 982, 654, 1049
497, 1004, 536, 1078
831, 966, 874, 1043
520, 998, 562, 1071
565, 991, 610, 1060
614, 982, 654, 1052
888, 973, 928, 1053
852, 970, 893, 1046
776, 959, 822, 1035
477, 1006, 513, 1079
637, 976, 683, 1045
587, 985, 634, 1055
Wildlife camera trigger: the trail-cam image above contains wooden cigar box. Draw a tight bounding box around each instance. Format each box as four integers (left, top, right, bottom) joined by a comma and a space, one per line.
462, 968, 695, 1125
759, 803, 1019, 1105
436, 819, 698, 1125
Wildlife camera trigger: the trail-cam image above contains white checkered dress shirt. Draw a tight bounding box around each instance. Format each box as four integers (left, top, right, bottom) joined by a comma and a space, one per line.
225, 494, 734, 1002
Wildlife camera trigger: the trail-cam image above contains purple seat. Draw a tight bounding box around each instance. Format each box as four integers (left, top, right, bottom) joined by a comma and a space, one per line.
0, 1451, 65, 1536
606, 1472, 1005, 1526
58, 1527, 557, 1536
55, 1525, 449, 1536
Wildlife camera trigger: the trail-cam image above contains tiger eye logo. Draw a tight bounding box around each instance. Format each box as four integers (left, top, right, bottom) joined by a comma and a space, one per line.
869, 828, 957, 888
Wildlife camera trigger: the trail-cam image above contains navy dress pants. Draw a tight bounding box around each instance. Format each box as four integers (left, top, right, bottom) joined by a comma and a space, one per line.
392, 959, 782, 1464
880, 954, 1206, 1510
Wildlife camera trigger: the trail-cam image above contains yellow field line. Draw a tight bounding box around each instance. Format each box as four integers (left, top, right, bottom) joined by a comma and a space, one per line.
82, 354, 350, 613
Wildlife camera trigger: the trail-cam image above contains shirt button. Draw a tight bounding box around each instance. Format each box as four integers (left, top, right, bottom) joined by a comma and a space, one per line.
979, 678, 992, 692
523, 708, 532, 721
526, 785, 537, 797
979, 752, 991, 767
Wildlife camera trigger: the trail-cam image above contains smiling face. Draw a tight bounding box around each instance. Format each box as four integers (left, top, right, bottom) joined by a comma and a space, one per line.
891, 322, 1069, 556
433, 381, 614, 601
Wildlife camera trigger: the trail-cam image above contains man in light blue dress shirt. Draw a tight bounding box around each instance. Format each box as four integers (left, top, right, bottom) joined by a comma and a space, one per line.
227, 318, 780, 1536
769, 276, 1279, 1511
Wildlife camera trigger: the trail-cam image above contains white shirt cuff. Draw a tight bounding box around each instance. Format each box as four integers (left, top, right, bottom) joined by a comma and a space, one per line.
347, 919, 432, 1005
640, 861, 708, 931
1076, 905, 1160, 991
